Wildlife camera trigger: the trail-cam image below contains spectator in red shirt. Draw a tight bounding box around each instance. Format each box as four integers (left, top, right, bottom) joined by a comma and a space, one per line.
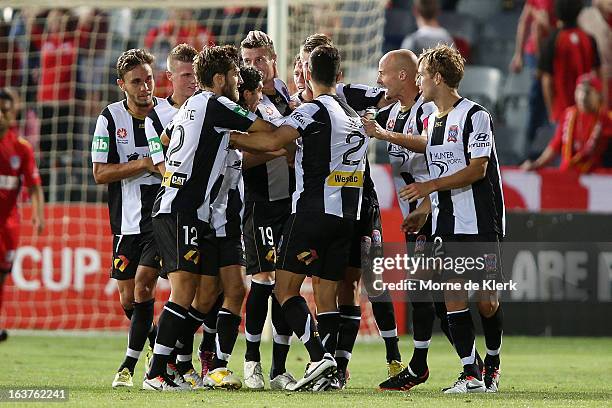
0, 88, 45, 342
539, 0, 601, 123
144, 9, 215, 97
510, 0, 556, 152
521, 73, 612, 173
36, 9, 79, 201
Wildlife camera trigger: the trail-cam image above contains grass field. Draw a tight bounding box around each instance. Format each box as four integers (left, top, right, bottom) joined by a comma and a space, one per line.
1, 333, 611, 407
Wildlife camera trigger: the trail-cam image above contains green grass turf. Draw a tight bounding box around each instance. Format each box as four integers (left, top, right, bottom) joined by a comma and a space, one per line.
1, 334, 611, 407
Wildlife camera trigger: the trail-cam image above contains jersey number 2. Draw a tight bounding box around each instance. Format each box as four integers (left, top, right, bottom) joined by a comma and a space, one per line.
342, 131, 366, 165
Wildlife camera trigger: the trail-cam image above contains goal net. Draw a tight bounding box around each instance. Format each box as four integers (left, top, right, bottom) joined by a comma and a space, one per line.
0, 0, 390, 337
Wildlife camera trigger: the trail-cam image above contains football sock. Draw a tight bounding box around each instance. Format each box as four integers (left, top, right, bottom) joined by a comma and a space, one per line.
409, 299, 434, 376
436, 301, 484, 369
176, 306, 206, 374
271, 294, 292, 378
199, 294, 223, 354
245, 280, 273, 362
369, 290, 402, 362
317, 311, 340, 356
335, 305, 361, 374
282, 296, 325, 362
447, 309, 480, 380
119, 299, 155, 374
212, 308, 241, 369
123, 306, 133, 321
147, 302, 187, 379
480, 305, 503, 368
147, 322, 157, 348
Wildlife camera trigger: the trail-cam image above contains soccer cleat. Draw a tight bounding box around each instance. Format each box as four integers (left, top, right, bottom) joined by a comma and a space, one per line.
142, 374, 184, 391
112, 367, 133, 388
484, 366, 500, 393
386, 360, 406, 379
183, 368, 207, 389
288, 354, 337, 391
203, 367, 243, 390
167, 363, 192, 390
270, 372, 297, 390
443, 372, 486, 394
379, 366, 429, 391
199, 350, 214, 378
144, 345, 153, 377
244, 361, 265, 390
312, 376, 332, 391
329, 369, 348, 390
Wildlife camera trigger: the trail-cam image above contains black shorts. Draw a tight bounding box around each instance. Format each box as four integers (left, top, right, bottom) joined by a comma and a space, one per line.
110, 231, 160, 280
153, 212, 208, 278
243, 199, 291, 275
431, 233, 504, 283
405, 216, 433, 257
348, 204, 383, 269
278, 213, 355, 281
200, 225, 246, 276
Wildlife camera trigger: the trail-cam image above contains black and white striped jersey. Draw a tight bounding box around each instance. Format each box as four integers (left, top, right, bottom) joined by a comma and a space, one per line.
152, 90, 257, 223
210, 148, 244, 238
91, 98, 163, 235
424, 98, 505, 236
243, 78, 295, 202
376, 95, 436, 218
283, 94, 369, 220
336, 82, 385, 207
145, 96, 179, 165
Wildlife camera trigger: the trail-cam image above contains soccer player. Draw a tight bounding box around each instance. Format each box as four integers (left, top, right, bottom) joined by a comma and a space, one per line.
297, 33, 404, 388
239, 30, 297, 391
230, 45, 368, 391
0, 88, 45, 342
143, 45, 274, 391
365, 44, 505, 393
145, 43, 214, 388
91, 49, 162, 389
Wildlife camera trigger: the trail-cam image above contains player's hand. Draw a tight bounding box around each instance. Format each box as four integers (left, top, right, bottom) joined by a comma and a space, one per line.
509, 54, 523, 73
399, 181, 434, 203
32, 214, 44, 235
519, 159, 535, 171
361, 118, 386, 140
402, 211, 428, 234
142, 157, 159, 174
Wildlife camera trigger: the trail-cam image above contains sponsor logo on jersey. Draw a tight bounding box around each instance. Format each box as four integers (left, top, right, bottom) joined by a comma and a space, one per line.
447, 125, 459, 143
116, 128, 129, 144
233, 105, 249, 117
430, 151, 463, 165
265, 248, 277, 263
290, 111, 307, 128
127, 153, 139, 161
92, 135, 109, 153
326, 170, 364, 187
0, 175, 19, 190
162, 171, 188, 188
10, 155, 20, 170
297, 249, 319, 266
474, 132, 489, 142
388, 144, 409, 166
148, 136, 163, 155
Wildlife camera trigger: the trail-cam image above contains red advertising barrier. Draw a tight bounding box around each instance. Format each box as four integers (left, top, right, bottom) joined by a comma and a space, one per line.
2, 166, 611, 331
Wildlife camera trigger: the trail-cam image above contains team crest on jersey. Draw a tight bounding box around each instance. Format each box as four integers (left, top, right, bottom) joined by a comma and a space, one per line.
484, 253, 497, 272
10, 155, 20, 170
265, 106, 274, 116
117, 128, 128, 144
447, 125, 459, 143
386, 119, 395, 131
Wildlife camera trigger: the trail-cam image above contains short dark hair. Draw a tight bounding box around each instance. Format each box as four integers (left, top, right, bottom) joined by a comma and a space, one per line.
415, 0, 439, 20
309, 45, 341, 88
167, 43, 197, 71
555, 0, 583, 25
240, 30, 275, 56
194, 45, 240, 88
116, 48, 155, 79
239, 66, 263, 94
301, 33, 333, 53
418, 44, 465, 89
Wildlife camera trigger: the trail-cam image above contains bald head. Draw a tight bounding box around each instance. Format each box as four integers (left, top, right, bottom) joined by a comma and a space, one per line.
380, 49, 418, 77
377, 49, 419, 102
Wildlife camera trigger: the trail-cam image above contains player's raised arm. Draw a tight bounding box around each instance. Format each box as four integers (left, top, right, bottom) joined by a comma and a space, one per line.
362, 117, 428, 153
